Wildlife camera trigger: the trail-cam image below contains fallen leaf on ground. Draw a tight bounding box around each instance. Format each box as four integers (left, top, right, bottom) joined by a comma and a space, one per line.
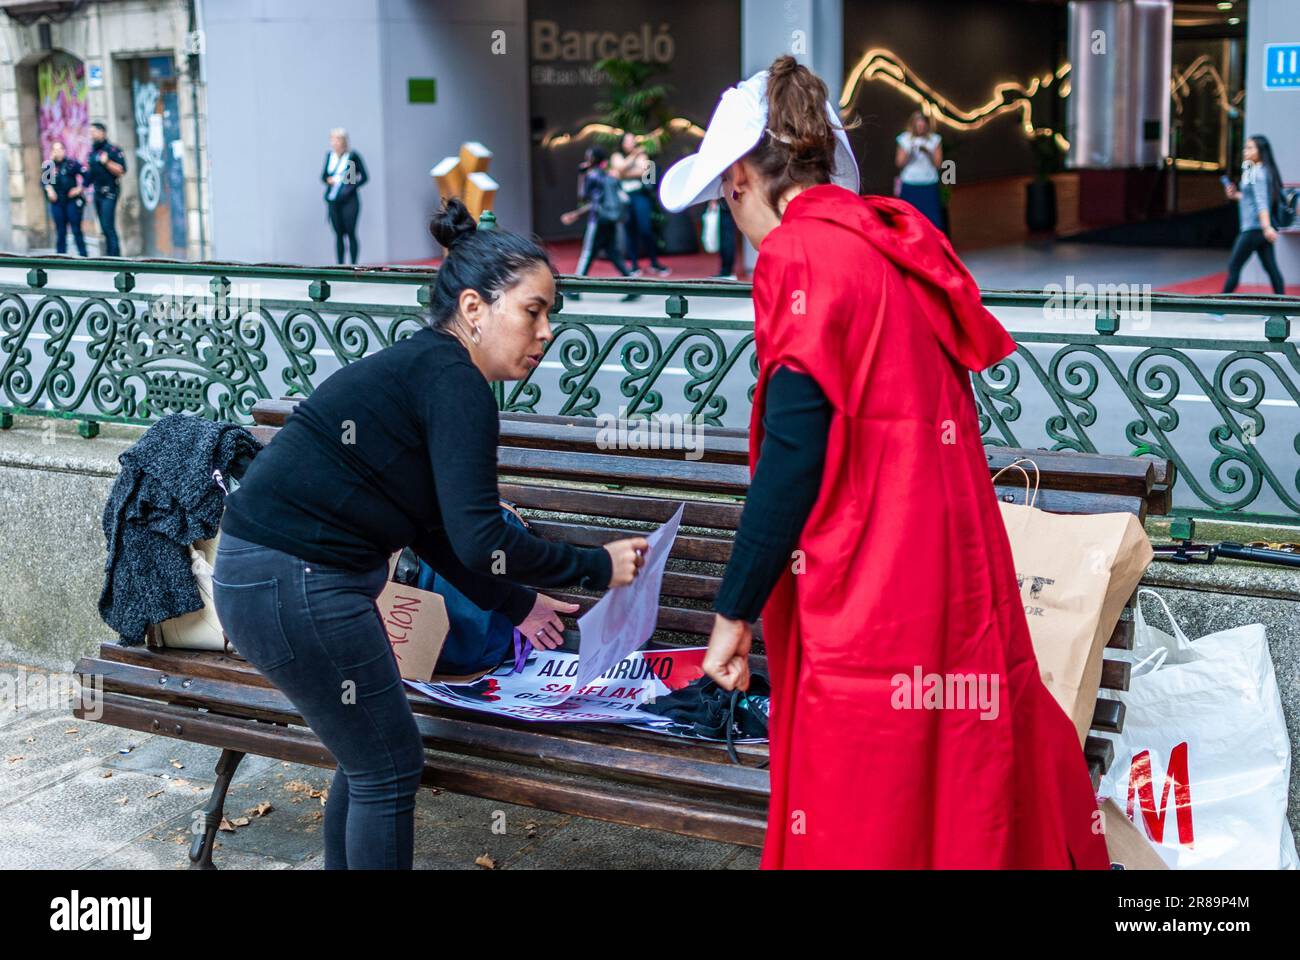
475, 854, 496, 870
145, 790, 164, 800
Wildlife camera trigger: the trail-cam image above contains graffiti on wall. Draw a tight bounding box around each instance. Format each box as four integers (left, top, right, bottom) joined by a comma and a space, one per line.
37, 54, 91, 163
132, 79, 163, 211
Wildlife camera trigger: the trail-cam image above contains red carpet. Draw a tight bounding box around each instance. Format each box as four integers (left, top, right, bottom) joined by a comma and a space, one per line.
1156, 271, 1300, 296
401, 237, 745, 280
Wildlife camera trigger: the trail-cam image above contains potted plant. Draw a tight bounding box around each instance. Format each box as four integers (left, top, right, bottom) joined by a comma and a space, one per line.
1027, 132, 1064, 233
592, 57, 696, 255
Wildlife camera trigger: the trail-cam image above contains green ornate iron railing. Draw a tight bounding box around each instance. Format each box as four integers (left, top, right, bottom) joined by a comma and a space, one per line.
0, 254, 1297, 524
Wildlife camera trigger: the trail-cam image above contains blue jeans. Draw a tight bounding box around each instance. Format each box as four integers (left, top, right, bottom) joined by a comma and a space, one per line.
623, 189, 664, 270
211, 532, 424, 869
49, 199, 87, 255
94, 194, 120, 256
898, 181, 943, 231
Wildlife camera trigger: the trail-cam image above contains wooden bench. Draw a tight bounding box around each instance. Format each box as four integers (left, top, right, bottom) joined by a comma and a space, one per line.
73, 399, 1174, 868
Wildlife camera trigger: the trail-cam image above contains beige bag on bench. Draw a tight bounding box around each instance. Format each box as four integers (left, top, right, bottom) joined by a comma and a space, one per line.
150, 533, 242, 658
994, 459, 1153, 745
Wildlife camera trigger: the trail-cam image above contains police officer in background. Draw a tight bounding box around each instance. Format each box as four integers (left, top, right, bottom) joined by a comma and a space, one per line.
85, 121, 127, 256
41, 139, 88, 257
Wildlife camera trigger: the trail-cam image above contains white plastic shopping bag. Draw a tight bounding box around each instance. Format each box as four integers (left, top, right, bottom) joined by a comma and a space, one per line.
1099, 588, 1298, 869
701, 204, 720, 254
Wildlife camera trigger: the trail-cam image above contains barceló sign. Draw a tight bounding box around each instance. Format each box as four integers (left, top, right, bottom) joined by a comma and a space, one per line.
1264, 43, 1300, 90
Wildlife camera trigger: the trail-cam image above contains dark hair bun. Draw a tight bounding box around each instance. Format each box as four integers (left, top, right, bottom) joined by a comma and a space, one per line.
429, 197, 477, 252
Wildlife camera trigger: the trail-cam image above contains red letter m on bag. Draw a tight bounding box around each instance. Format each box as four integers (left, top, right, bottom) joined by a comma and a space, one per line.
1127, 742, 1194, 846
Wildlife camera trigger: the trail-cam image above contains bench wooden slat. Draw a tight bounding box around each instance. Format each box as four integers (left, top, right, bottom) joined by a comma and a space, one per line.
1085, 736, 1115, 777
500, 483, 745, 530
526, 519, 736, 563
500, 410, 753, 440
498, 446, 751, 493
1100, 658, 1131, 692
498, 418, 750, 464
75, 690, 767, 848
1090, 698, 1125, 735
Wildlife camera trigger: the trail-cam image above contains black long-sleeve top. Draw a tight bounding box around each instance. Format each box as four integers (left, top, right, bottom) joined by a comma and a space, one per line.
84, 140, 127, 198
221, 328, 611, 626
321, 150, 369, 203
713, 366, 832, 622
41, 157, 86, 203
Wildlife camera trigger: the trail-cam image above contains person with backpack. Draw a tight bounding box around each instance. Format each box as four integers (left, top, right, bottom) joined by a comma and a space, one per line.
561, 146, 635, 280
1222, 134, 1288, 295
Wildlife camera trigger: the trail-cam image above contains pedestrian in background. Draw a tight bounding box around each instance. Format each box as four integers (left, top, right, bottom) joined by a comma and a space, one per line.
1222, 134, 1287, 295
894, 111, 943, 230
41, 139, 88, 257
85, 122, 127, 256
322, 128, 369, 265
708, 199, 739, 279
610, 132, 670, 277
560, 146, 635, 285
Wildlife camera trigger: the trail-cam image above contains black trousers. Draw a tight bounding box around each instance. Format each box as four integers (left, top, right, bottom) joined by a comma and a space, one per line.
1223, 228, 1285, 294
328, 194, 360, 264
574, 219, 632, 276
717, 204, 737, 276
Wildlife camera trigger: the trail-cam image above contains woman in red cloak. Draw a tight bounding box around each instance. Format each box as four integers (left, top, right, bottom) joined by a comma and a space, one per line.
659, 57, 1109, 870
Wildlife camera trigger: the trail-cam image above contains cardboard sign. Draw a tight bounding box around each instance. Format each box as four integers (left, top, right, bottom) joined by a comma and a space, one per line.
377, 575, 449, 682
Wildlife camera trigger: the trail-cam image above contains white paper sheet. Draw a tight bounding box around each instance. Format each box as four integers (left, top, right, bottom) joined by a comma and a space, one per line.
521, 502, 684, 706
574, 502, 684, 690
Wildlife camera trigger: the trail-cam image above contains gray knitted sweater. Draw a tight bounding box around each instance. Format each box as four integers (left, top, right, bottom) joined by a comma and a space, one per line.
98, 414, 261, 645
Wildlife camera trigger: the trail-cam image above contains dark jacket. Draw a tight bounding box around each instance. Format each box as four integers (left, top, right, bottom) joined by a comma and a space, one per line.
99, 414, 262, 645
84, 140, 128, 200
321, 150, 369, 203
41, 157, 86, 204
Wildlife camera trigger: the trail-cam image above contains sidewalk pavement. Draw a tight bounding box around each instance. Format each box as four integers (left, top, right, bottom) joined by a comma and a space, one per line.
0, 664, 758, 871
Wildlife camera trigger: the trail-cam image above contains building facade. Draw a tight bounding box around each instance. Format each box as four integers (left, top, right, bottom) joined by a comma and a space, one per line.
0, 0, 209, 258
0, 0, 1294, 264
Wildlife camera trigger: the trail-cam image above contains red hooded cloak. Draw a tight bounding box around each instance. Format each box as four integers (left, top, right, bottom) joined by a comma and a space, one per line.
750, 184, 1109, 869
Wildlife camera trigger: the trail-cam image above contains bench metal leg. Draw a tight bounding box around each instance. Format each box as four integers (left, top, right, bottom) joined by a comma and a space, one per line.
189, 748, 246, 870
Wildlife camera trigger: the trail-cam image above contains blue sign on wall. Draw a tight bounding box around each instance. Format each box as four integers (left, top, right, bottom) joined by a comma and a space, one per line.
1264, 43, 1300, 90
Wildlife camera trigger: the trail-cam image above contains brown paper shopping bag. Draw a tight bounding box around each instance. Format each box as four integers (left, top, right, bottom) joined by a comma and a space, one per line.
995, 460, 1153, 744
376, 553, 450, 682
1099, 798, 1169, 869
